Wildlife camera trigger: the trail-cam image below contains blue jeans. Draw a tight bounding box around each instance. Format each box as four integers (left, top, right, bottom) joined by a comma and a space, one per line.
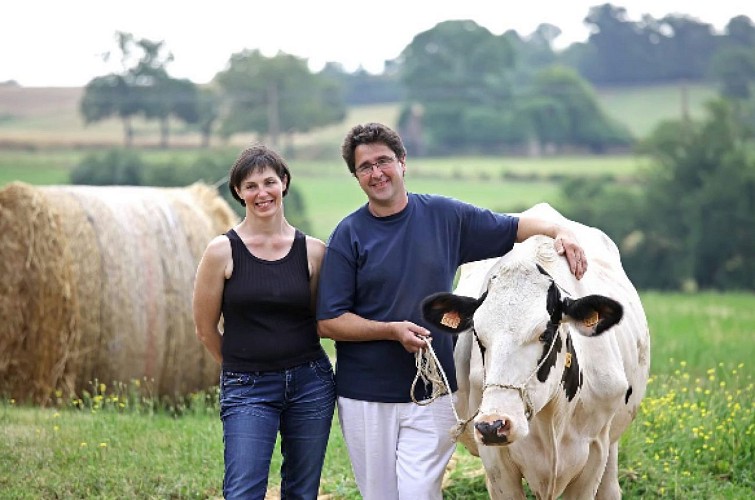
220, 356, 336, 500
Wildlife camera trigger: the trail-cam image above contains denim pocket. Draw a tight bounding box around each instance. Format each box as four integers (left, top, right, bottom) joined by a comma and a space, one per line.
220, 371, 258, 405
310, 357, 335, 384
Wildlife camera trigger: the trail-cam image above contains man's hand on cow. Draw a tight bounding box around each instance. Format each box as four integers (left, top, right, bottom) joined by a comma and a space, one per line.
554, 229, 587, 280
391, 321, 431, 353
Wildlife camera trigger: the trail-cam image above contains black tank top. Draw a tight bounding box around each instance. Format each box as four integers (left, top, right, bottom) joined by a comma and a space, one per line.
221, 228, 324, 372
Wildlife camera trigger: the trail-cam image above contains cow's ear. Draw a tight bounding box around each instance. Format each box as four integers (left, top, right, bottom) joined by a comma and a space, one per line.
421, 292, 483, 334
561, 295, 623, 337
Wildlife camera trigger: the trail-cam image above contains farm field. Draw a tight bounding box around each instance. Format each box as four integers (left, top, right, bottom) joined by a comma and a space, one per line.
298, 174, 562, 240
0, 82, 716, 148
2, 292, 753, 498
2, 81, 751, 498
0, 148, 646, 242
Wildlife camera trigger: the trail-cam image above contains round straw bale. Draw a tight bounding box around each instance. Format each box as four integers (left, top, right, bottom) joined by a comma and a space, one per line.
0, 182, 78, 404
0, 182, 238, 404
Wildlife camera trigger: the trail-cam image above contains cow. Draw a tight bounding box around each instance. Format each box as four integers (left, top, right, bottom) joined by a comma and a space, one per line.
421, 203, 650, 499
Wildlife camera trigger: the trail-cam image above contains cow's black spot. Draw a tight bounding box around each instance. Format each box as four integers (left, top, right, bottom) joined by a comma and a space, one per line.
537, 333, 562, 382
561, 333, 582, 401
625, 386, 633, 404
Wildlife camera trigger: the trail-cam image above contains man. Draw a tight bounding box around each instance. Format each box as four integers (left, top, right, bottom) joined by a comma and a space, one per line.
316, 123, 586, 499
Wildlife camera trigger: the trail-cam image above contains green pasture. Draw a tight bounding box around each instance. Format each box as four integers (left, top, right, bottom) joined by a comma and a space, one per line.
2, 292, 753, 498
597, 83, 717, 138
0, 148, 645, 243
1, 82, 750, 497
296, 174, 561, 241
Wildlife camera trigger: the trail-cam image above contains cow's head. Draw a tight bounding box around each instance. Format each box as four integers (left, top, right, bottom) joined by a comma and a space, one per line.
422, 261, 623, 446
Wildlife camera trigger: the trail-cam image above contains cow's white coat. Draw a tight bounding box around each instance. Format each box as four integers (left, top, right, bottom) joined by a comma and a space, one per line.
449, 203, 650, 499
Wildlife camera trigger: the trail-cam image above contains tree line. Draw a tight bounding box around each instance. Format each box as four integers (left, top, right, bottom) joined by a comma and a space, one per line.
76, 5, 755, 291
80, 5, 755, 153
559, 98, 755, 291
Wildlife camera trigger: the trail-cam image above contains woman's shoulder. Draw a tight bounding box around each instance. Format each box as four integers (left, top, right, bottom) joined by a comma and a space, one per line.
304, 234, 326, 260
204, 233, 232, 259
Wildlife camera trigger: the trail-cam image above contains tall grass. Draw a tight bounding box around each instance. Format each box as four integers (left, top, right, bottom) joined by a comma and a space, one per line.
2, 292, 753, 498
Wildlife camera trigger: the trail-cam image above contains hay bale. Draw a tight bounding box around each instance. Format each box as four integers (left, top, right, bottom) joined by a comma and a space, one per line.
0, 182, 238, 404
0, 182, 79, 403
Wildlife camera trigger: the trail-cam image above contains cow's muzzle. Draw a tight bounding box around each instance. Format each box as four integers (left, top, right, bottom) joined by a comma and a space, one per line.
474, 418, 512, 445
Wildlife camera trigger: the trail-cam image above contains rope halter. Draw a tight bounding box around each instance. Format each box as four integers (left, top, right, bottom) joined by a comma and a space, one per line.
480, 324, 561, 421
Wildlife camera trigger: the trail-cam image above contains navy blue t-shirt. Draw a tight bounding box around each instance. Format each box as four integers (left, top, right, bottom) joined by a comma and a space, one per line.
316, 193, 519, 402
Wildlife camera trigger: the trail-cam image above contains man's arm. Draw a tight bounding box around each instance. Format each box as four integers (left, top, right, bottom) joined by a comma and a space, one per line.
517, 215, 588, 279
318, 312, 430, 354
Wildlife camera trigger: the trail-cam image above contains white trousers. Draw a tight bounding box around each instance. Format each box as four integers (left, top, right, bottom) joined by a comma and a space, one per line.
337, 394, 457, 500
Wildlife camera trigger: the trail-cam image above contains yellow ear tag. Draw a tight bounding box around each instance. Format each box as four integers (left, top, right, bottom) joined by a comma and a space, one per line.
583, 311, 600, 328
564, 352, 572, 368
441, 311, 461, 329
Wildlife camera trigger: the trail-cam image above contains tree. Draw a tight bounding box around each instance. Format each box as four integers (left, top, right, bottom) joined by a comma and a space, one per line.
711, 16, 755, 116
560, 98, 755, 290
711, 47, 755, 100
399, 20, 516, 152
214, 50, 346, 148
80, 32, 199, 147
503, 23, 560, 85
319, 63, 405, 105
523, 66, 633, 152
142, 76, 199, 148
575, 5, 719, 85
635, 99, 755, 289
724, 15, 755, 48
579, 4, 647, 84
80, 73, 140, 146
195, 87, 221, 148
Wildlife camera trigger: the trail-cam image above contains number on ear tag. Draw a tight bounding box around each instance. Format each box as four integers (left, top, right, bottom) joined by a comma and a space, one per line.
441, 311, 461, 329
583, 311, 600, 328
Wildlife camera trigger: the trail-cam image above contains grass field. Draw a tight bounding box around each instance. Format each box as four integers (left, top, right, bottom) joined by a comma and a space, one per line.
2, 292, 753, 498
2, 81, 750, 498
0, 148, 645, 242
297, 175, 562, 240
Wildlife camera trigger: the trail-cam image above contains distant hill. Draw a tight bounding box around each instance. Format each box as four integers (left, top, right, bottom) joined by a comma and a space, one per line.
0, 83, 719, 149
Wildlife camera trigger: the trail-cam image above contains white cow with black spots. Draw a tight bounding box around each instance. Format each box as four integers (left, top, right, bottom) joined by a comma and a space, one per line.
422, 203, 650, 499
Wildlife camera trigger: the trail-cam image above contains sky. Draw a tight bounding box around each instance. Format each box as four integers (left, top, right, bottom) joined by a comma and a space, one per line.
2, 0, 752, 87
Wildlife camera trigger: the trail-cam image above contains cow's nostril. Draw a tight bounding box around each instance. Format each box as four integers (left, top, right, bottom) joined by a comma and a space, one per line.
496, 419, 511, 437
476, 419, 504, 436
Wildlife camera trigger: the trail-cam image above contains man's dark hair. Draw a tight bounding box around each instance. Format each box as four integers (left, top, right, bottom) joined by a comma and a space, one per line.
228, 144, 291, 206
341, 123, 406, 175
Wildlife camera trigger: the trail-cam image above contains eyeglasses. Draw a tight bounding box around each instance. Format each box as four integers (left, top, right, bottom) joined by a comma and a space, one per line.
355, 156, 397, 177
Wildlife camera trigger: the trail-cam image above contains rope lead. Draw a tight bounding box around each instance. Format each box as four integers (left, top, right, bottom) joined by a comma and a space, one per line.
412, 338, 471, 439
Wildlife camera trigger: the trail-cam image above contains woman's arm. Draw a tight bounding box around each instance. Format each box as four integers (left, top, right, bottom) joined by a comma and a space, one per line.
192, 235, 231, 365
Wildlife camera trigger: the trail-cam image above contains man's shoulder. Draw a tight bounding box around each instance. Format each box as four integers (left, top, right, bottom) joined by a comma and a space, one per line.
327, 204, 370, 245
411, 192, 462, 208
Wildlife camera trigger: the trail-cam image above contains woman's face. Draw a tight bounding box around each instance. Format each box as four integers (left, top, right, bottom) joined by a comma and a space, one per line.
235, 166, 287, 217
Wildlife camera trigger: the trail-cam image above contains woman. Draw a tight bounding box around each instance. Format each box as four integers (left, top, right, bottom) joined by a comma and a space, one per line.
193, 144, 335, 499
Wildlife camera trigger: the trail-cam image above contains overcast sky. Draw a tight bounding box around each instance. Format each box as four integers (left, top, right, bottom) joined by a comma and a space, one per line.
1, 0, 751, 87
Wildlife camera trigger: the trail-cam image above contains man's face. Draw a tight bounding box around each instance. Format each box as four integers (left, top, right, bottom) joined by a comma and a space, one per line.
353, 143, 406, 210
